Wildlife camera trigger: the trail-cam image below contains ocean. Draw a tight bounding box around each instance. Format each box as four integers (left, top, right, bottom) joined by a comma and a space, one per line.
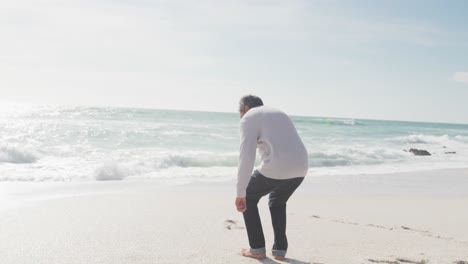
1, 105, 468, 183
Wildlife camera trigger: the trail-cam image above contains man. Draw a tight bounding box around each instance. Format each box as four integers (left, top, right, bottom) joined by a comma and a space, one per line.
235, 95, 309, 260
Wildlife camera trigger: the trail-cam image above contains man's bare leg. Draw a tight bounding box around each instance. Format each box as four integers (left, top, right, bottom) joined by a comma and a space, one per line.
240, 248, 266, 259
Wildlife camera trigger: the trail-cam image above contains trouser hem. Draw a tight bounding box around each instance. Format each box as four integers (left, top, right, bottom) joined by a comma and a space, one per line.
250, 247, 266, 254
272, 249, 287, 257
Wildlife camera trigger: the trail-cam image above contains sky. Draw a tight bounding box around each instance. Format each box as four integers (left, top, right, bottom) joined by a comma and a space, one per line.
0, 0, 467, 124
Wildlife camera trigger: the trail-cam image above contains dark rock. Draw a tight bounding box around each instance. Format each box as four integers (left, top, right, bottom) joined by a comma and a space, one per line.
409, 149, 431, 156
445, 151, 456, 154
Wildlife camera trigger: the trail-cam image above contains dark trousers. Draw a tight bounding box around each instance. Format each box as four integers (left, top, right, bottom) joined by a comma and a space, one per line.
242, 170, 304, 257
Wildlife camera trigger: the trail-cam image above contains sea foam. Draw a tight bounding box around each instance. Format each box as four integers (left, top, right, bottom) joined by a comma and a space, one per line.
308, 147, 409, 167
392, 134, 452, 145
94, 161, 128, 181
0, 145, 38, 164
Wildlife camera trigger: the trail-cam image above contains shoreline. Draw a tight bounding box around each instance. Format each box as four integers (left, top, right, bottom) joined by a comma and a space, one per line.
2, 166, 467, 197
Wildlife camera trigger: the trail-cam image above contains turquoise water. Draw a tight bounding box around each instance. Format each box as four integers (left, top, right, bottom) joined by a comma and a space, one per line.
1, 105, 467, 182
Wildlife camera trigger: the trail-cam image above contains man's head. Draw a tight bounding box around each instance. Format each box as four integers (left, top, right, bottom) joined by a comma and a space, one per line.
239, 95, 264, 118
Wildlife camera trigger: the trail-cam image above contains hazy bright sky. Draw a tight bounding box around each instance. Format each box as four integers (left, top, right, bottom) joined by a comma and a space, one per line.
1, 0, 467, 123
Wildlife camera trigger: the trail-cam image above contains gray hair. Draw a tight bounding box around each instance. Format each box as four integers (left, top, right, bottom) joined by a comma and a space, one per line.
239, 95, 264, 113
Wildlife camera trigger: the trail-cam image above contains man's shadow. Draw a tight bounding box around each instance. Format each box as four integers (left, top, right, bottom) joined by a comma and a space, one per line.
256, 257, 322, 264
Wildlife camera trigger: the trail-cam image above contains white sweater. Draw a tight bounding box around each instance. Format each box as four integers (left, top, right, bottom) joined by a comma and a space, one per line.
236, 106, 309, 197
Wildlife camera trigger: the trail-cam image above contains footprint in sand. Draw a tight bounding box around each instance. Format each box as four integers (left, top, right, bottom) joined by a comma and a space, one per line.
396, 258, 429, 264
368, 258, 429, 264
368, 259, 399, 264
224, 220, 244, 230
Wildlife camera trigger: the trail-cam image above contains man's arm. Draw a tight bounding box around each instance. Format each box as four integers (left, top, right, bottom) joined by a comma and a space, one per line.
236, 117, 258, 198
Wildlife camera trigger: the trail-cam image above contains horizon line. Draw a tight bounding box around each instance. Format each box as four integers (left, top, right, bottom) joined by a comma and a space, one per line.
2, 100, 468, 126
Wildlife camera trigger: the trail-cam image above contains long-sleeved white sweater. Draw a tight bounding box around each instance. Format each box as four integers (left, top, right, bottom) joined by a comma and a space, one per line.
236, 106, 309, 197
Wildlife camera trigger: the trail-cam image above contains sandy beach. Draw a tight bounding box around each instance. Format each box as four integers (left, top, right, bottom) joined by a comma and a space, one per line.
2, 0, 468, 263
1, 168, 468, 264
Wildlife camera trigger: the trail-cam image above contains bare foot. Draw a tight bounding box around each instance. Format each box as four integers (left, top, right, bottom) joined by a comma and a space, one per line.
273, 255, 286, 261
240, 248, 266, 260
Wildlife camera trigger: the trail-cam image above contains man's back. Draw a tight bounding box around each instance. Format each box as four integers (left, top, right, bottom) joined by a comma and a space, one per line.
237, 105, 309, 197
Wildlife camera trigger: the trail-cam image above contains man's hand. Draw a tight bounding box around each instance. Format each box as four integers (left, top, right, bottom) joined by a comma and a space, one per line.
235, 197, 247, 212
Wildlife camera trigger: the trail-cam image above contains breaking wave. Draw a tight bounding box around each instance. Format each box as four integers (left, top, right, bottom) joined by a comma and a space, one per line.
308, 148, 408, 167
0, 145, 38, 164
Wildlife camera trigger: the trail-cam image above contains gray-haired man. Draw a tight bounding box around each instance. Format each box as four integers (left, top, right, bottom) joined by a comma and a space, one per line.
235, 95, 309, 260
